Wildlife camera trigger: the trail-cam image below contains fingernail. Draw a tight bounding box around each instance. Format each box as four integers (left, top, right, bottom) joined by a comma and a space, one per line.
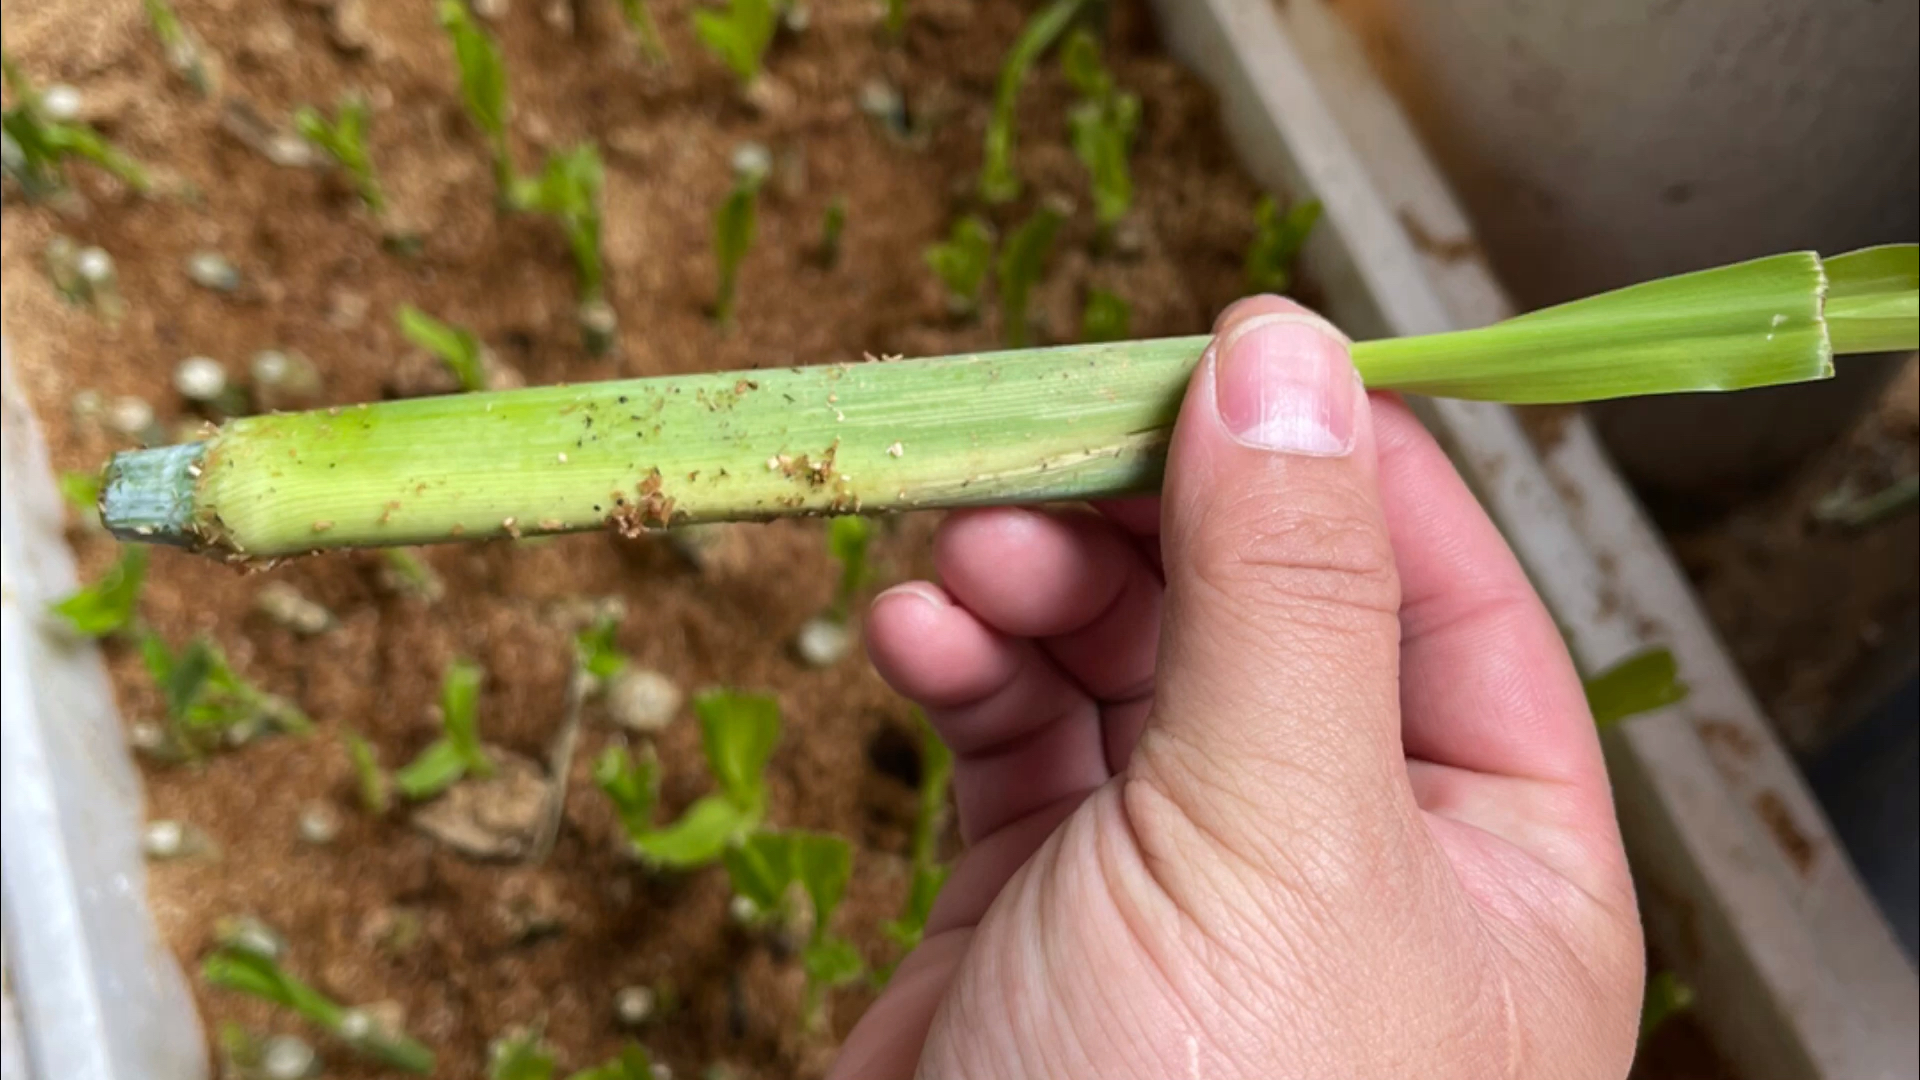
875, 582, 946, 611
1211, 313, 1359, 456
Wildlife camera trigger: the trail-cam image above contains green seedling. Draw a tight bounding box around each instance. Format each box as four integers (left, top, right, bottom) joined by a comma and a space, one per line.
693, 0, 779, 87
712, 162, 767, 325
885, 0, 909, 37
1639, 970, 1696, 1044
1081, 287, 1130, 343
344, 730, 392, 815
1816, 472, 1919, 530
980, 0, 1088, 204
816, 196, 848, 269
1245, 194, 1322, 295
59, 469, 102, 514
396, 305, 488, 392
295, 94, 386, 215
722, 829, 863, 1025
142, 633, 311, 758
1061, 29, 1139, 233
489, 1028, 558, 1080
998, 204, 1066, 348
825, 515, 873, 621
203, 943, 435, 1073
1585, 647, 1688, 729
50, 546, 146, 637
509, 144, 609, 307
2, 55, 151, 198
596, 742, 662, 844
438, 0, 515, 196
381, 548, 446, 601
882, 712, 953, 962
395, 658, 493, 800
569, 1044, 658, 1080
628, 691, 780, 868
617, 0, 669, 64
96, 247, 1919, 557
144, 0, 217, 96
577, 611, 630, 683
925, 215, 994, 317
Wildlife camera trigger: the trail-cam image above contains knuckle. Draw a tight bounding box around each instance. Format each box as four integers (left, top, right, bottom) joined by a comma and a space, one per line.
1189, 486, 1400, 622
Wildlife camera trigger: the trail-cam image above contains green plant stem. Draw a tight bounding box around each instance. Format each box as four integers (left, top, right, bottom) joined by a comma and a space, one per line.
97, 249, 1908, 559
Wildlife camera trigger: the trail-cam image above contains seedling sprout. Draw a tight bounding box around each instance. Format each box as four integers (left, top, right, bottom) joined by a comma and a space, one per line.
712, 151, 769, 325
925, 215, 995, 317
203, 941, 435, 1073
998, 203, 1066, 347
979, 0, 1089, 203
885, 0, 910, 38
1245, 194, 1323, 295
395, 658, 494, 800
825, 515, 873, 622
882, 712, 953, 961
396, 305, 489, 392
1081, 287, 1131, 343
143, 0, 217, 96
294, 93, 387, 215
693, 0, 779, 88
616, 0, 669, 65
489, 1028, 558, 1080
439, 0, 516, 197
141, 633, 312, 758
2, 54, 151, 198
1639, 971, 1697, 1044
508, 144, 612, 345
1061, 29, 1140, 235
345, 730, 393, 815
817, 195, 848, 269
617, 691, 780, 868
50, 546, 146, 638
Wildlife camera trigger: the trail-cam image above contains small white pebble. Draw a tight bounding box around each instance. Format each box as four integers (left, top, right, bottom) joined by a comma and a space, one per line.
886, 442, 904, 458
40, 84, 83, 122
650, 1065, 672, 1080
858, 79, 904, 121
297, 802, 342, 845
216, 915, 285, 959
781, 1, 810, 32
105, 395, 155, 437
175, 357, 230, 403
728, 894, 760, 925
605, 669, 683, 734
336, 1009, 373, 1042
614, 984, 656, 1027
793, 616, 852, 669
129, 722, 168, 755
74, 246, 115, 285
731, 141, 772, 181
259, 1034, 317, 1080
142, 819, 186, 859
186, 250, 241, 292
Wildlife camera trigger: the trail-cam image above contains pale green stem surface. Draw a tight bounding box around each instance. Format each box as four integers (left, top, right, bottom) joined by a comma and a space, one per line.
100, 249, 1913, 559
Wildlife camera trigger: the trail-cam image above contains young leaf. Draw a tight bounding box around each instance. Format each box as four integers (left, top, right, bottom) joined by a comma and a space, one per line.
50, 546, 147, 637
884, 712, 953, 955
980, 0, 1089, 203
489, 1028, 557, 1080
1585, 648, 1688, 729
816, 195, 847, 269
143, 0, 216, 96
568, 1044, 657, 1080
577, 611, 629, 682
1825, 243, 1919, 354
616, 0, 669, 65
510, 145, 607, 303
381, 548, 445, 601
883, 862, 950, 952
697, 690, 781, 813
595, 742, 661, 842
632, 793, 753, 868
802, 935, 865, 989
1061, 30, 1139, 231
826, 515, 872, 620
693, 0, 779, 86
294, 93, 385, 214
790, 830, 853, 936
437, 0, 514, 194
142, 632, 311, 753
925, 215, 995, 317
344, 730, 392, 816
712, 167, 766, 325
723, 829, 797, 914
998, 205, 1066, 348
885, 0, 909, 38
396, 305, 487, 392
203, 944, 435, 1073
1639, 971, 1696, 1044
59, 469, 102, 513
395, 658, 491, 800
2, 58, 151, 197
1245, 195, 1322, 295
1081, 288, 1131, 343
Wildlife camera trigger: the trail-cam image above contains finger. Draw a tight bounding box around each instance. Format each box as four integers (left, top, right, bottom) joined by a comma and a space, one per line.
1372, 396, 1603, 790
934, 507, 1162, 702
866, 584, 1108, 841
1138, 297, 1416, 863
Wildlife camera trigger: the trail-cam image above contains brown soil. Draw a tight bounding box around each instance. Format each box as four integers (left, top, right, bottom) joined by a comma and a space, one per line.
2, 1, 1268, 1077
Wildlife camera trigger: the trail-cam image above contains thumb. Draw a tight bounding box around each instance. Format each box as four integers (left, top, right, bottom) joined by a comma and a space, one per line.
1137, 297, 1414, 858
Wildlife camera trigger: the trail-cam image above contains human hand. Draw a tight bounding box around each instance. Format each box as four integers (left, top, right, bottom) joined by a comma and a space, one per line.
829, 297, 1645, 1080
